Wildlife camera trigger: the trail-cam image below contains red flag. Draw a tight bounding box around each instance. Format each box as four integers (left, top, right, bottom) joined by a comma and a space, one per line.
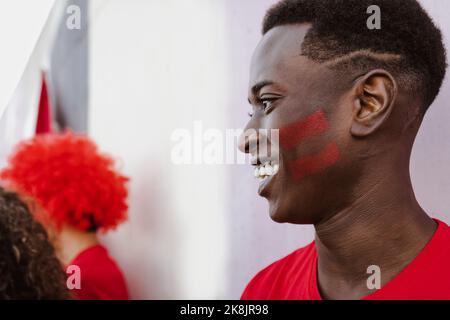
35, 73, 52, 134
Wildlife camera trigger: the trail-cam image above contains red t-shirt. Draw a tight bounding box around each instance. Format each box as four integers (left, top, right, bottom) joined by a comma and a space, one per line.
241, 219, 450, 300
67, 244, 129, 300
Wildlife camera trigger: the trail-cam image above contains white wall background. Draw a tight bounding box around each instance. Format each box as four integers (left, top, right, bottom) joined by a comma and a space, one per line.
86, 0, 450, 299
89, 0, 229, 299
0, 0, 61, 166
0, 0, 55, 116
412, 1, 450, 222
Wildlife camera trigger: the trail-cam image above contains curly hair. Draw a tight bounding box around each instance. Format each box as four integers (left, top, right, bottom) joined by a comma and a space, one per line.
0, 187, 70, 299
1, 131, 129, 232
262, 0, 447, 112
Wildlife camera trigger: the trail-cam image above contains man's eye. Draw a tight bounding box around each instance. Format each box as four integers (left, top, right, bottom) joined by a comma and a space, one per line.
261, 98, 277, 112
262, 100, 272, 110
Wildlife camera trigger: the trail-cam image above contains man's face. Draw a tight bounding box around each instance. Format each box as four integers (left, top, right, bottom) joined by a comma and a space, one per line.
240, 24, 359, 224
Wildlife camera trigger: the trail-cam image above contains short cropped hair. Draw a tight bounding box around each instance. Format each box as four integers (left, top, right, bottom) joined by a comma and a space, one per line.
263, 0, 447, 112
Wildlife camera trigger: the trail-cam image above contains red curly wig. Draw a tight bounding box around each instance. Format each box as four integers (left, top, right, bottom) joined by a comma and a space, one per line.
1, 131, 128, 232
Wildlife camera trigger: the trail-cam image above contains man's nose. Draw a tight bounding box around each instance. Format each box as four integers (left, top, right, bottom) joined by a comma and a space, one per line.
238, 128, 258, 154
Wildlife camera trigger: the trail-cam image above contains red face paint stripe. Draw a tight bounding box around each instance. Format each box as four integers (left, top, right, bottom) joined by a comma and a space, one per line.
288, 141, 340, 180
279, 110, 329, 151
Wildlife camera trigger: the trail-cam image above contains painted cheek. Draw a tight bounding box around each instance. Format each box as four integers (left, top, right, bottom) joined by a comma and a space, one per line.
279, 110, 329, 151
287, 141, 340, 180
278, 109, 340, 181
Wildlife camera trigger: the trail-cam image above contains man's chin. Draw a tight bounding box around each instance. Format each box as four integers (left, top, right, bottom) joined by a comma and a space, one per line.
268, 200, 311, 224
268, 201, 290, 223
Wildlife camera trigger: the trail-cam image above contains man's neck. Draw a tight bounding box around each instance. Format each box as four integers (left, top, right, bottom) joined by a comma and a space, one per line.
56, 224, 99, 266
313, 169, 436, 300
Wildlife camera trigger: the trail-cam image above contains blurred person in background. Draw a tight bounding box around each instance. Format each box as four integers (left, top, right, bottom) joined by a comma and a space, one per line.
1, 131, 129, 300
0, 186, 70, 299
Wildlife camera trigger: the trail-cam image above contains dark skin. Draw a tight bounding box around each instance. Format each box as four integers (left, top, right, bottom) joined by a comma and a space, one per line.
239, 24, 437, 300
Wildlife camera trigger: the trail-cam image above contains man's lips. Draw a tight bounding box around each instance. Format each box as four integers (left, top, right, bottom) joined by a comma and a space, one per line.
258, 174, 275, 196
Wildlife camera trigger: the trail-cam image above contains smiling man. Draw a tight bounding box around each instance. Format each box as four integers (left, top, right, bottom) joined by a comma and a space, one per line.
239, 0, 450, 300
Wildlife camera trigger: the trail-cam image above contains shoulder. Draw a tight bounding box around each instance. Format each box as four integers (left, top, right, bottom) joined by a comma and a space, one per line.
241, 242, 316, 300
69, 245, 129, 300
436, 219, 450, 239
429, 219, 450, 257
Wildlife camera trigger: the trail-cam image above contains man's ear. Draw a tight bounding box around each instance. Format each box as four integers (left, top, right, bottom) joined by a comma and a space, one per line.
350, 69, 398, 137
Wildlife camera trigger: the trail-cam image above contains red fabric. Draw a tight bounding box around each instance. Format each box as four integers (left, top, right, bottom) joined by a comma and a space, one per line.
241, 219, 450, 300
67, 244, 129, 300
36, 75, 52, 134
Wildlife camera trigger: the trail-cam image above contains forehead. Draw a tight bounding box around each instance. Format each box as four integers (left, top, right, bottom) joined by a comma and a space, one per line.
249, 24, 313, 90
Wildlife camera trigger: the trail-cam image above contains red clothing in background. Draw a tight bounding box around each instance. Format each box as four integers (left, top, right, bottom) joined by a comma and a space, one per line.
35, 74, 53, 134
241, 219, 450, 300
68, 244, 129, 300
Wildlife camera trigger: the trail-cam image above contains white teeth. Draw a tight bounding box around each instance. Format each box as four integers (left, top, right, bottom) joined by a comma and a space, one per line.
259, 167, 266, 176
273, 164, 279, 174
265, 163, 273, 176
253, 161, 279, 179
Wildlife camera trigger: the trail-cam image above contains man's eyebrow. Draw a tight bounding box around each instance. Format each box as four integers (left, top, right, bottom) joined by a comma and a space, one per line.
251, 80, 274, 96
